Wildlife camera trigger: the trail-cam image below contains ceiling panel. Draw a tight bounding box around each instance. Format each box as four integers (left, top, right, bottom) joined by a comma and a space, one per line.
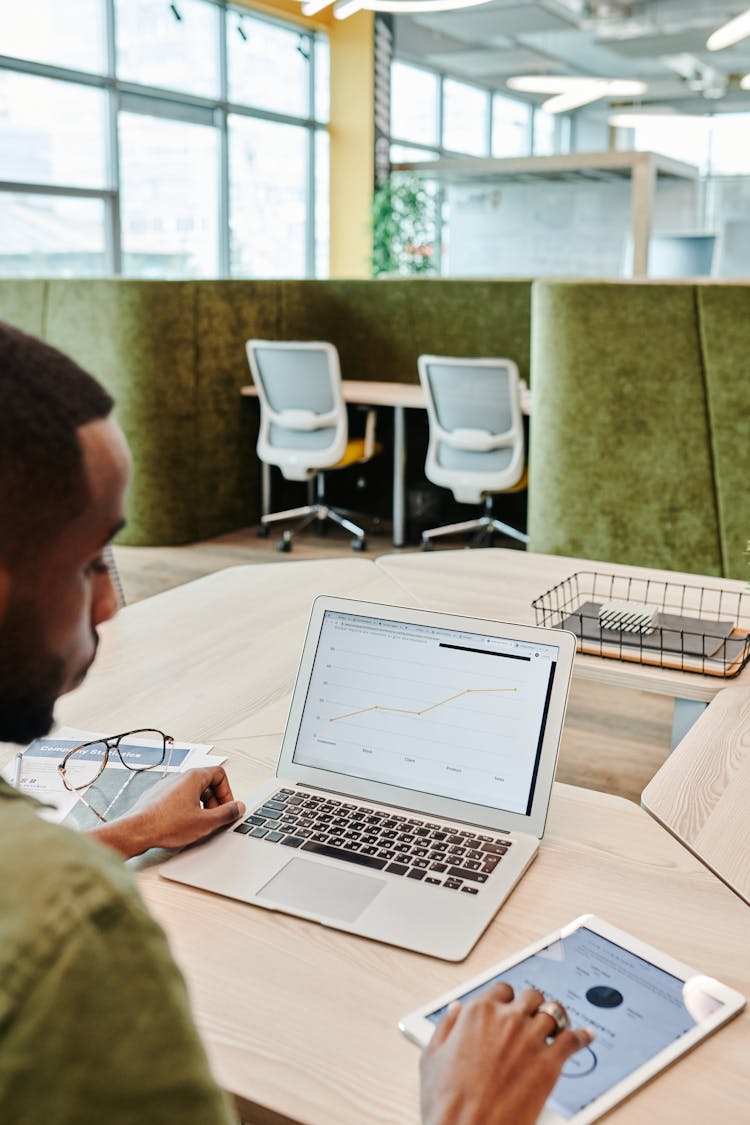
394, 0, 750, 112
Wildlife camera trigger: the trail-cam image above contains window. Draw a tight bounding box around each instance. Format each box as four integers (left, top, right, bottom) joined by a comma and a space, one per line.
229, 115, 308, 278
492, 94, 531, 157
625, 117, 711, 173
0, 194, 107, 277
391, 62, 439, 147
0, 0, 107, 74
0, 1, 329, 279
0, 72, 108, 189
115, 0, 220, 99
442, 78, 489, 156
228, 16, 309, 117
119, 111, 219, 278
533, 109, 557, 155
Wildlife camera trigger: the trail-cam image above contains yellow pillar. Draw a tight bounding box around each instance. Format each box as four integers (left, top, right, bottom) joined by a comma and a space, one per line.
328, 12, 375, 278
239, 1, 375, 279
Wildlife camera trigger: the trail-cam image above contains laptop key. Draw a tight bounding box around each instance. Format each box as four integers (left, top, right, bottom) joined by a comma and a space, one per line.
411, 858, 429, 869
280, 836, 305, 847
257, 807, 283, 820
266, 831, 284, 842
234, 823, 253, 834
444, 879, 462, 890
424, 877, 442, 885
430, 862, 447, 873
482, 842, 508, 856
386, 862, 409, 876
461, 886, 479, 895
482, 855, 501, 872
244, 815, 267, 826
448, 866, 488, 883
407, 869, 426, 881
250, 827, 268, 838
300, 842, 386, 870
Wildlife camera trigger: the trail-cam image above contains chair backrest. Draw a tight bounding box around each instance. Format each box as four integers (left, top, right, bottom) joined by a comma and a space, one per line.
641, 685, 750, 905
417, 355, 525, 505
245, 340, 348, 482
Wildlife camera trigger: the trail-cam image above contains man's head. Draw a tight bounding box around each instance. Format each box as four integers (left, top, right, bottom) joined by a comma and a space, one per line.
0, 323, 131, 744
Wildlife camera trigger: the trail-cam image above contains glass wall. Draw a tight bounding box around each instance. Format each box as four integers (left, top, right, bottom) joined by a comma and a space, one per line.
389, 59, 567, 163
0, 0, 329, 278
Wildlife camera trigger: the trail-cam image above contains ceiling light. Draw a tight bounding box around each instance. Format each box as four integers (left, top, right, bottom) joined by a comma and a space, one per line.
742, 74, 750, 89
303, 0, 496, 17
707, 7, 750, 51
508, 75, 646, 113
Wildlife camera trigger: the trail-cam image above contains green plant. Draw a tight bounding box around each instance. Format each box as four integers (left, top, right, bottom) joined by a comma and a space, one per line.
372, 173, 438, 277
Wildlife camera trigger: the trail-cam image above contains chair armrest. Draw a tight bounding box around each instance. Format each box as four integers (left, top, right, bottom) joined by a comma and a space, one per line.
273, 408, 338, 431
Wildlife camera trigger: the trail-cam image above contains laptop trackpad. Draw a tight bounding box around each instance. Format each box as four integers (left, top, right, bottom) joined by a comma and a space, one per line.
258, 859, 385, 923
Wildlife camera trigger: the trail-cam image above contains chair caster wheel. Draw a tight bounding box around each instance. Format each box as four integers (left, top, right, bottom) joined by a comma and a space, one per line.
351, 538, 367, 552
420, 540, 434, 551
276, 538, 292, 553
257, 523, 270, 539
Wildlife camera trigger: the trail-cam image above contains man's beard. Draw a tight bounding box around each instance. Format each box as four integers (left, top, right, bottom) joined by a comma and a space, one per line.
0, 593, 67, 745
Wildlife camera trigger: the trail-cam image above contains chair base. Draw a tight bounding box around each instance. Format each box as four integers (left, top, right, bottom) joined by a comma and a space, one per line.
421, 513, 528, 551
260, 503, 367, 552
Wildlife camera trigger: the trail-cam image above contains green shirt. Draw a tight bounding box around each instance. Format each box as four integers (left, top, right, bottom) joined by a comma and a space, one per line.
0, 779, 237, 1125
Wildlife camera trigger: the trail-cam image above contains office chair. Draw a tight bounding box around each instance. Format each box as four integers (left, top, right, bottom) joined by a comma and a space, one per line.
417, 355, 528, 550
246, 339, 380, 552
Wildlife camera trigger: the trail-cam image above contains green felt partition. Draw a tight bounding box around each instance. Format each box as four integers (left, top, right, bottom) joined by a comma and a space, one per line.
0, 280, 48, 338
528, 280, 723, 576
44, 280, 200, 545
697, 283, 750, 580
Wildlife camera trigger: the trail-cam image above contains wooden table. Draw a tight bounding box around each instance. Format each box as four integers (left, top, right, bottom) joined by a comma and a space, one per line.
241, 380, 531, 548
16, 558, 750, 1125
376, 549, 750, 748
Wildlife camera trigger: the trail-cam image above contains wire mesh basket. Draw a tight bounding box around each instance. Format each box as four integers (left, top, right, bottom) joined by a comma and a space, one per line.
531, 571, 750, 677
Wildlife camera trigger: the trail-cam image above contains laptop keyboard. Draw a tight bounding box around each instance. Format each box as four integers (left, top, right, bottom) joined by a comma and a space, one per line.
233, 789, 511, 895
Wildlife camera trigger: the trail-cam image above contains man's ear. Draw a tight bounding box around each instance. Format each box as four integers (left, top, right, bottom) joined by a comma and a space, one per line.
0, 567, 10, 627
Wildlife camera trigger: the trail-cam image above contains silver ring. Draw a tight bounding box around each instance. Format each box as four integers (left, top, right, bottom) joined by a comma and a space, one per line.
536, 999, 570, 1037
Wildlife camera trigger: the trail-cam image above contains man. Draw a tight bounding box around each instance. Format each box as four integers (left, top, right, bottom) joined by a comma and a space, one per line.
0, 322, 591, 1124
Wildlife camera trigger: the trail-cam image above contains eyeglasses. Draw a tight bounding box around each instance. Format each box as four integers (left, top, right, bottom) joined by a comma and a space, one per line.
58, 728, 175, 823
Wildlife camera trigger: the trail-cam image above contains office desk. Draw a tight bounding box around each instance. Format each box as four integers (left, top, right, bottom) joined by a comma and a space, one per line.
376, 549, 750, 747
25, 559, 750, 1125
241, 380, 531, 548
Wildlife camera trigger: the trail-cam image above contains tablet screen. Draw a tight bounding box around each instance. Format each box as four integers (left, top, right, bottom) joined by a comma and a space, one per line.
426, 925, 725, 1119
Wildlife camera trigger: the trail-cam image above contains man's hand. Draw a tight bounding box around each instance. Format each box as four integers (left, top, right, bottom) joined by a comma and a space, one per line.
420, 983, 594, 1125
89, 766, 246, 860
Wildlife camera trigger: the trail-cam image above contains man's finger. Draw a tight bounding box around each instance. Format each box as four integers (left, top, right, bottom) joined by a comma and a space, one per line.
193, 766, 235, 806
428, 1000, 462, 1049
484, 981, 514, 1006
548, 1027, 595, 1065
514, 988, 546, 1017
202, 799, 246, 829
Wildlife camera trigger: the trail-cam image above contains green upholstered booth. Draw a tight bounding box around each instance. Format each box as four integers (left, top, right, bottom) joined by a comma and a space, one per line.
527, 279, 749, 579
0, 278, 532, 545
697, 284, 750, 582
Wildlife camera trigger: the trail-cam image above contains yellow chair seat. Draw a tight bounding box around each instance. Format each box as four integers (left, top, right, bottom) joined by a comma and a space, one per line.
333, 439, 384, 470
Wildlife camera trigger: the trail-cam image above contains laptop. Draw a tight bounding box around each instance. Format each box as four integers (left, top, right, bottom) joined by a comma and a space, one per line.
161, 596, 576, 961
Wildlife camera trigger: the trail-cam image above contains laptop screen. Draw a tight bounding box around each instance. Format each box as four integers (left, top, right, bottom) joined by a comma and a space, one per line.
292, 609, 559, 818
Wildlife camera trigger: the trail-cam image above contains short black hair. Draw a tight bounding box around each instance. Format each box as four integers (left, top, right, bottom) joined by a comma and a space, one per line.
0, 321, 114, 568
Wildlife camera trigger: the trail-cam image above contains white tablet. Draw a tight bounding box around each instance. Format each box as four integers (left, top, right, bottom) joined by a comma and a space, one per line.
399, 914, 745, 1124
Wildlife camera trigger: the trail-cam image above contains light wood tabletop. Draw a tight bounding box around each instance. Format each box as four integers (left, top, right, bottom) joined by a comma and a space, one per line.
642, 684, 750, 906
15, 557, 750, 1125
376, 549, 750, 704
